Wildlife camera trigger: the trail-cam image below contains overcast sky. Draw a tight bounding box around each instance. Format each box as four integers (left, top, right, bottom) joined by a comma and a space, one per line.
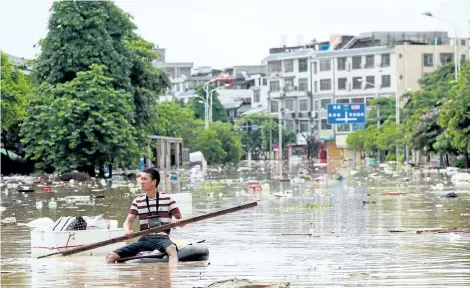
1, 0, 469, 68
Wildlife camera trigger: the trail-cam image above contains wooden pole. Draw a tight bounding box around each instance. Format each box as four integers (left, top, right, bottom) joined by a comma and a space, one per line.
37, 201, 258, 259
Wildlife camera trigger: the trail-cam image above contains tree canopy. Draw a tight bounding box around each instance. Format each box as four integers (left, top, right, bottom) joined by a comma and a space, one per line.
21, 0, 169, 174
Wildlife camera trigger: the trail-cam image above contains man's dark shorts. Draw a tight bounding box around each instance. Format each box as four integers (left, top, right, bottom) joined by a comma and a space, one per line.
113, 235, 176, 258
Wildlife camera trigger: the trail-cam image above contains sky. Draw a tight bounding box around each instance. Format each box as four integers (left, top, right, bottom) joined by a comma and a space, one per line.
1, 0, 469, 68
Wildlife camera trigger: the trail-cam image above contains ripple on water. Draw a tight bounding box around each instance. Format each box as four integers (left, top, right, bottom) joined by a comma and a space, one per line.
1, 165, 470, 287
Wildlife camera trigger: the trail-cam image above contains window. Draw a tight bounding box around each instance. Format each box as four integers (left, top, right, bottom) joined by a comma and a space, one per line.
365, 55, 374, 68
320, 79, 331, 91
337, 124, 350, 132
336, 98, 349, 104
314, 100, 319, 111
270, 101, 278, 113
319, 59, 331, 71
298, 78, 308, 91
365, 76, 375, 89
352, 77, 362, 89
314, 81, 318, 93
337, 57, 346, 70
321, 119, 331, 130
263, 78, 268, 86
366, 97, 374, 106
338, 78, 347, 90
423, 53, 433, 67
351, 98, 364, 103
284, 78, 294, 91
320, 99, 331, 110
300, 120, 310, 133
298, 58, 308, 72
440, 53, 454, 65
352, 56, 362, 69
284, 60, 294, 72
352, 124, 366, 131
253, 89, 260, 102
299, 99, 309, 112
268, 61, 281, 74
461, 39, 466, 46
381, 54, 390, 67
381, 75, 391, 87
286, 120, 295, 131
462, 54, 467, 62
284, 99, 295, 111
270, 80, 280, 92
313, 62, 317, 74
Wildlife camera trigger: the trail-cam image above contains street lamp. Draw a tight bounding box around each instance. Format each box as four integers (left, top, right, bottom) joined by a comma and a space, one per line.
202, 77, 225, 130
270, 98, 289, 161
196, 95, 209, 130
422, 12, 461, 80
208, 83, 229, 123
358, 79, 381, 160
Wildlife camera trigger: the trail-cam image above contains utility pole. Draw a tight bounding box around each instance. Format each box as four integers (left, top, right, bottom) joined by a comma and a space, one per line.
377, 104, 380, 163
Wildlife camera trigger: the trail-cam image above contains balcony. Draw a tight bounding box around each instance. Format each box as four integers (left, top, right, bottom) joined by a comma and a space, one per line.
285, 90, 309, 97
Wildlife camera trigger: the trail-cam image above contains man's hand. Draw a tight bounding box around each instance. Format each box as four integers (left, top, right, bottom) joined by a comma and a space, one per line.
172, 216, 185, 227
124, 228, 134, 238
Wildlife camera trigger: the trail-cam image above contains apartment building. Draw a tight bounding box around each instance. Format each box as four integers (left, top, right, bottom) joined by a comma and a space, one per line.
264, 49, 316, 142
311, 46, 397, 145
395, 41, 470, 97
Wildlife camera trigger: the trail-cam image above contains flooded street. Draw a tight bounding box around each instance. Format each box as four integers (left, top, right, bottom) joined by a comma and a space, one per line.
2, 162, 470, 287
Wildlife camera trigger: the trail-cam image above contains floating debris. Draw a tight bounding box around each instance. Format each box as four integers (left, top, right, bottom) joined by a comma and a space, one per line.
275, 204, 331, 211
1, 217, 17, 226
382, 192, 407, 196
440, 192, 458, 198
195, 278, 290, 288
416, 228, 470, 234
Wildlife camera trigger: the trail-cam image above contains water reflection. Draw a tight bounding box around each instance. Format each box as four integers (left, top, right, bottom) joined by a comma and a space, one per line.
2, 163, 470, 287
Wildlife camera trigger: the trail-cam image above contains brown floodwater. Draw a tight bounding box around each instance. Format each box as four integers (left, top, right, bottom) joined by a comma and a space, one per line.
1, 163, 470, 287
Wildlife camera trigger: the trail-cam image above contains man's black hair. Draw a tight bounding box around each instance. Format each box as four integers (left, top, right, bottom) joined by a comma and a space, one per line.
143, 167, 160, 187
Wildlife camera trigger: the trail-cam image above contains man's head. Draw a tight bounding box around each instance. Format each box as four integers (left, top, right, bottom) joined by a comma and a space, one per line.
141, 168, 160, 192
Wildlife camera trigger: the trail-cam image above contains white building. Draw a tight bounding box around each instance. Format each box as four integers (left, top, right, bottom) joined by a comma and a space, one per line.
263, 49, 316, 144
310, 46, 396, 146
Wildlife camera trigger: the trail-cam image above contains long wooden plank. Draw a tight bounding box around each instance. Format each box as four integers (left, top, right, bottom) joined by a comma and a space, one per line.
37, 201, 257, 259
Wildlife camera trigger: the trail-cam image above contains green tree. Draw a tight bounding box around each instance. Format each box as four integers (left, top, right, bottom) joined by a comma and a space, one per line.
1, 52, 31, 136
153, 100, 204, 151
21, 65, 139, 176
210, 122, 244, 162
188, 85, 229, 122
376, 122, 404, 152
439, 61, 470, 167
33, 1, 134, 89
125, 34, 170, 145
237, 113, 296, 152
363, 125, 378, 154
366, 97, 397, 126
195, 130, 227, 164
346, 128, 366, 156
24, 1, 169, 175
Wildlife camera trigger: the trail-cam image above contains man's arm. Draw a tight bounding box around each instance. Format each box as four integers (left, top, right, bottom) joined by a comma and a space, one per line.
168, 197, 184, 226
122, 198, 140, 236
124, 213, 136, 230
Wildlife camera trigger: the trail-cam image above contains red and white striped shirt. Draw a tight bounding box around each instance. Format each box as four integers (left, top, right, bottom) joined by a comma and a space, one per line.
129, 192, 181, 235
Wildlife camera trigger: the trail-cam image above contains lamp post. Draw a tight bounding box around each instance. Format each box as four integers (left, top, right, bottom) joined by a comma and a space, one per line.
422, 12, 461, 80
208, 83, 229, 123
358, 79, 381, 161
270, 98, 289, 161
196, 96, 209, 130
203, 77, 224, 130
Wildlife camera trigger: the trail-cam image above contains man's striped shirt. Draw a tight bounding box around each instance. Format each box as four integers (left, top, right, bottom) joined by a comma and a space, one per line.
129, 192, 181, 235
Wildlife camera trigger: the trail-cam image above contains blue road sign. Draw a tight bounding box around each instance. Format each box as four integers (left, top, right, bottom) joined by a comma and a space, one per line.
327, 103, 366, 125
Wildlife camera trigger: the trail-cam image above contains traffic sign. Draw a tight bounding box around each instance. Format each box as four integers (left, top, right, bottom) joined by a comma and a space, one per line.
327, 103, 366, 125
251, 125, 259, 131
